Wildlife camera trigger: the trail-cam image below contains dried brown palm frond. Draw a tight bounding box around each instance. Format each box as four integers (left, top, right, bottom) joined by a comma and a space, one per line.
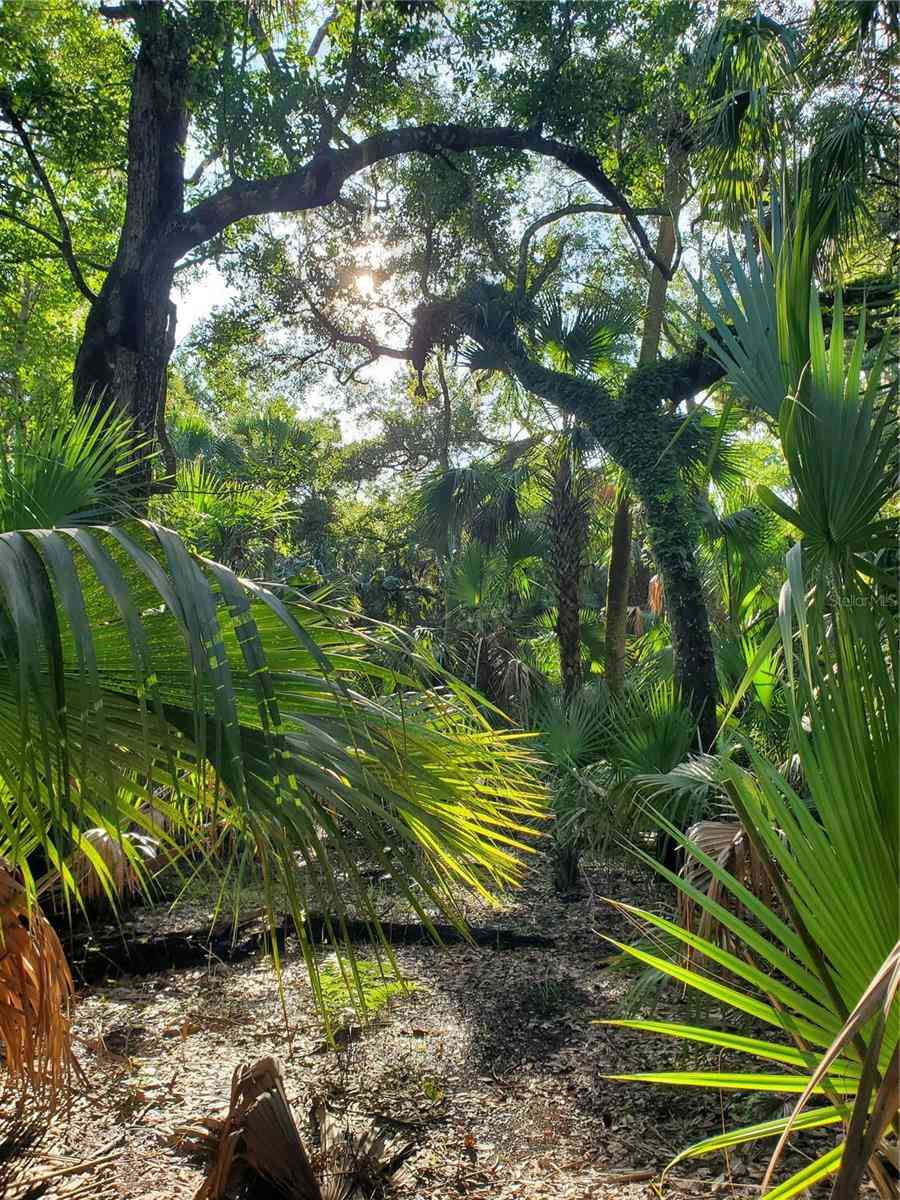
499, 654, 536, 725
311, 1100, 415, 1199
69, 828, 159, 904
677, 819, 778, 964
626, 605, 644, 636
0, 861, 74, 1101
179, 1057, 323, 1200
176, 1058, 415, 1200
647, 573, 664, 618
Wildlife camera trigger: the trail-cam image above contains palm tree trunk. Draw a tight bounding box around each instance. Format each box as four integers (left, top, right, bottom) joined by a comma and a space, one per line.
548, 444, 587, 701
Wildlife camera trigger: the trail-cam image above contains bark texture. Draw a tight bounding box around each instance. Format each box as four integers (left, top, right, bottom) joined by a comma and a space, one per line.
604, 137, 688, 693
547, 443, 588, 701
604, 491, 633, 693
74, 5, 190, 486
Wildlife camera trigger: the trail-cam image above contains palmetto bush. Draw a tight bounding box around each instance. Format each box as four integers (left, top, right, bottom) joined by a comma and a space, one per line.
606, 573, 898, 1198
607, 187, 898, 1197
0, 406, 544, 1096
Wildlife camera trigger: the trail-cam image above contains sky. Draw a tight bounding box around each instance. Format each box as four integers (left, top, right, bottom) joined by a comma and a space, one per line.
173, 265, 231, 346
173, 259, 403, 443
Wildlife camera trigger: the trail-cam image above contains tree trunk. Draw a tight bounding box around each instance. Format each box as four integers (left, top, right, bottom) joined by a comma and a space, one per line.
639, 482, 717, 749
631, 137, 717, 747
73, 5, 189, 492
637, 141, 686, 367
604, 138, 687, 691
604, 488, 632, 692
435, 353, 452, 475
547, 444, 586, 701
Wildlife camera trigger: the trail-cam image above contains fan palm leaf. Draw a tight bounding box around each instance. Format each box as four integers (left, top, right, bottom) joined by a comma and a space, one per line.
0, 519, 543, 901
759, 290, 896, 581
603, 557, 899, 1197
0, 405, 139, 531
531, 296, 637, 376
0, 413, 546, 1094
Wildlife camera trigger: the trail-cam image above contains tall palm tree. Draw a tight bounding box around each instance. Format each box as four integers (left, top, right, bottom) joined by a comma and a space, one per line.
417, 432, 600, 704
527, 294, 638, 697
0, 406, 543, 1096
543, 436, 591, 701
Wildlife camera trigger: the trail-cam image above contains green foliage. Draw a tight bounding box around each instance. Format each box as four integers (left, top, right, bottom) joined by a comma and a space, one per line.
530, 296, 638, 376
0, 414, 545, 993
608, 188, 898, 1194
690, 12, 798, 217
152, 460, 287, 575
760, 290, 895, 583
0, 404, 138, 532
695, 183, 897, 589
606, 572, 898, 1197
318, 954, 415, 1025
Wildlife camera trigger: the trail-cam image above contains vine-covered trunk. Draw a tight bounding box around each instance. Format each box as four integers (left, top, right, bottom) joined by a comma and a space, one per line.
73, 6, 189, 490
604, 489, 632, 693
632, 138, 716, 747
640, 483, 717, 749
604, 137, 687, 691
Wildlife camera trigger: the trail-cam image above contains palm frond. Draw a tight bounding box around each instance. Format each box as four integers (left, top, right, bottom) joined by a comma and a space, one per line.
759, 289, 896, 580
0, 519, 545, 1001
0, 405, 139, 532
532, 296, 637, 376
606, 551, 899, 1196
0, 861, 73, 1100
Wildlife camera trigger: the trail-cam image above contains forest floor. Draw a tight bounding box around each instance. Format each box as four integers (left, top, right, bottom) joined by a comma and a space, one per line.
2, 856, 845, 1200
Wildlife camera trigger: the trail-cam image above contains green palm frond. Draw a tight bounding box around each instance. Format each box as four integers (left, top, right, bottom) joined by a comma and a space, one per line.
691, 12, 798, 219
532, 296, 637, 376
153, 460, 288, 571
0, 405, 140, 532
0, 510, 544, 980
605, 554, 899, 1197
629, 753, 731, 834
599, 680, 697, 782
689, 212, 785, 419
416, 463, 521, 555
805, 108, 878, 253
759, 289, 896, 582
167, 406, 218, 463
531, 681, 610, 769
447, 540, 494, 611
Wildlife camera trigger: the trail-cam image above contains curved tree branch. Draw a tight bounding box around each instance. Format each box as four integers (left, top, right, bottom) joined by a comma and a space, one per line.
0, 91, 98, 302
161, 125, 674, 276
300, 284, 411, 361
307, 8, 339, 58
515, 202, 666, 297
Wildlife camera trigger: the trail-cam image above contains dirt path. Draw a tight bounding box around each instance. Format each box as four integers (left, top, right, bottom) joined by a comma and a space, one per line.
2, 859, 841, 1198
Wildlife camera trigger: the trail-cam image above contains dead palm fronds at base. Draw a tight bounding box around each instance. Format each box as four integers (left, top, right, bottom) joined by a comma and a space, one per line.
0, 861, 74, 1100
677, 819, 777, 959
69, 828, 160, 904
175, 1057, 414, 1200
